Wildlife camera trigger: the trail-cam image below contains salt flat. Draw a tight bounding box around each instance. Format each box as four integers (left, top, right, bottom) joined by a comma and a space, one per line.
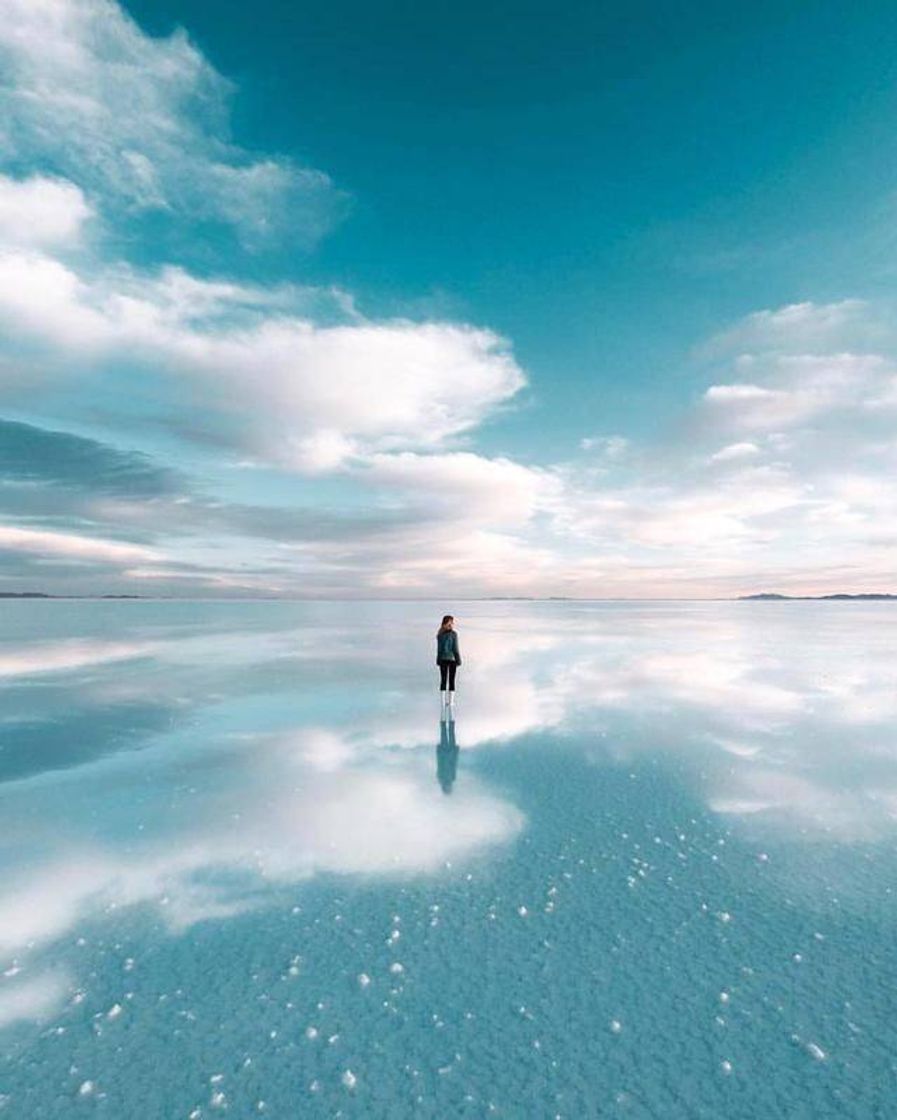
1, 600, 895, 1118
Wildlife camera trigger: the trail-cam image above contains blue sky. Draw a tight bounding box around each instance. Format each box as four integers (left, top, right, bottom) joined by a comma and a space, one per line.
0, 0, 895, 597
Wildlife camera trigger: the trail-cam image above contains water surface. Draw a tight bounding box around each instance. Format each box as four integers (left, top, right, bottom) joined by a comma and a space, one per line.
1, 600, 895, 1117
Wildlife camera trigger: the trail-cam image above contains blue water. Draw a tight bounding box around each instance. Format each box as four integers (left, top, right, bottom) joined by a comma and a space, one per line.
1, 600, 895, 1118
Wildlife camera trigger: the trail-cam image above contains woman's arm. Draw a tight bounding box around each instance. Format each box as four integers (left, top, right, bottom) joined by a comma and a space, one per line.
453, 632, 462, 665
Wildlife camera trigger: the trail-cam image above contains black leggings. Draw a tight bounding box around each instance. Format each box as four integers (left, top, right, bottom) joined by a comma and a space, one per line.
438, 660, 458, 691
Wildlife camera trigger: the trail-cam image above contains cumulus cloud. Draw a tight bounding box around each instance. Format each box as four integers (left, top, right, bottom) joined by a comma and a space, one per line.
0, 254, 525, 467
0, 173, 92, 247
0, 0, 526, 521
360, 452, 553, 525
0, 418, 559, 597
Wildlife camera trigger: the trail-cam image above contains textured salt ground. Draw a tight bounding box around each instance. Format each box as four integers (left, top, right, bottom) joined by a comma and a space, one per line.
1, 600, 896, 1118
3, 749, 895, 1119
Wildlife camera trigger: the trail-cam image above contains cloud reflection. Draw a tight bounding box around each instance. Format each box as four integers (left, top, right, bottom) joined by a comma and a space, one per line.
0, 970, 71, 1029
0, 721, 523, 964
2, 601, 896, 1026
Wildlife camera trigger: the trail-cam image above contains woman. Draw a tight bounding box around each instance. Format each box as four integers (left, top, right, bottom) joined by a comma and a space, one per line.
436, 614, 462, 703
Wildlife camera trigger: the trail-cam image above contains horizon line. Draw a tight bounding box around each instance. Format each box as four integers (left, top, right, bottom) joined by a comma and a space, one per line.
1, 593, 894, 603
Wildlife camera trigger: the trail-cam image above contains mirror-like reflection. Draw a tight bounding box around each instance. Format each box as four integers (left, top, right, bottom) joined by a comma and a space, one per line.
437, 716, 459, 794
0, 600, 894, 1118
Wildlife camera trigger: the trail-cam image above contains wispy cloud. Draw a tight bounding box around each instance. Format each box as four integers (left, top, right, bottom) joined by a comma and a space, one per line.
0, 525, 160, 564
0, 0, 345, 248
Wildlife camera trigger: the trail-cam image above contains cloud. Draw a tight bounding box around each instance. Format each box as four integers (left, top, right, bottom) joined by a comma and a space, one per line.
700, 299, 887, 357
709, 441, 760, 462
0, 417, 181, 494
3, 281, 894, 594
536, 298, 897, 595
0, 254, 526, 467
0, 0, 525, 506
0, 525, 160, 564
0, 2, 891, 598
207, 451, 561, 596
702, 353, 897, 432
88, 494, 424, 545
0, 0, 344, 247
0, 422, 555, 596
0, 173, 92, 247
360, 452, 553, 525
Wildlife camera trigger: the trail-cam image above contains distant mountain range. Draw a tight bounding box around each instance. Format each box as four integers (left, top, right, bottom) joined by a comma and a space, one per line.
738, 592, 896, 600
0, 592, 143, 599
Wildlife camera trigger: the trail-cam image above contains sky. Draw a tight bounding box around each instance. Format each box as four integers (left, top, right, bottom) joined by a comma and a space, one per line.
0, 0, 895, 598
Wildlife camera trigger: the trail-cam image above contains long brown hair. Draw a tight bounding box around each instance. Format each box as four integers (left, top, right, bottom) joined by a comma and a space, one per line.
437, 614, 454, 635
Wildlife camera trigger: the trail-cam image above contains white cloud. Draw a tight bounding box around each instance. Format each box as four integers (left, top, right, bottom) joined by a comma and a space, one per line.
534, 299, 897, 595
705, 383, 778, 403
291, 430, 358, 474
361, 452, 552, 525
0, 0, 342, 244
0, 525, 160, 563
702, 299, 886, 357
0, 173, 91, 247
228, 450, 566, 596
702, 353, 897, 432
709, 441, 760, 462
0, 0, 526, 499
0, 254, 526, 465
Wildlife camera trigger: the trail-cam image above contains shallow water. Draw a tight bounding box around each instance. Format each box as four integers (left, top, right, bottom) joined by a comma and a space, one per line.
1, 600, 895, 1118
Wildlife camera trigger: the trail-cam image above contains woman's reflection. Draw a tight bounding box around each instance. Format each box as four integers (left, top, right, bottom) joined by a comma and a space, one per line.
436, 716, 459, 794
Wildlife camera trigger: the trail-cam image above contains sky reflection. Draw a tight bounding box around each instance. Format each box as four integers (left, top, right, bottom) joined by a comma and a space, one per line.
1, 600, 895, 1034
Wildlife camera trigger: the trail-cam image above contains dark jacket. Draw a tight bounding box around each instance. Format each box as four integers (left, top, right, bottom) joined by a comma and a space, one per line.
436, 629, 461, 665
